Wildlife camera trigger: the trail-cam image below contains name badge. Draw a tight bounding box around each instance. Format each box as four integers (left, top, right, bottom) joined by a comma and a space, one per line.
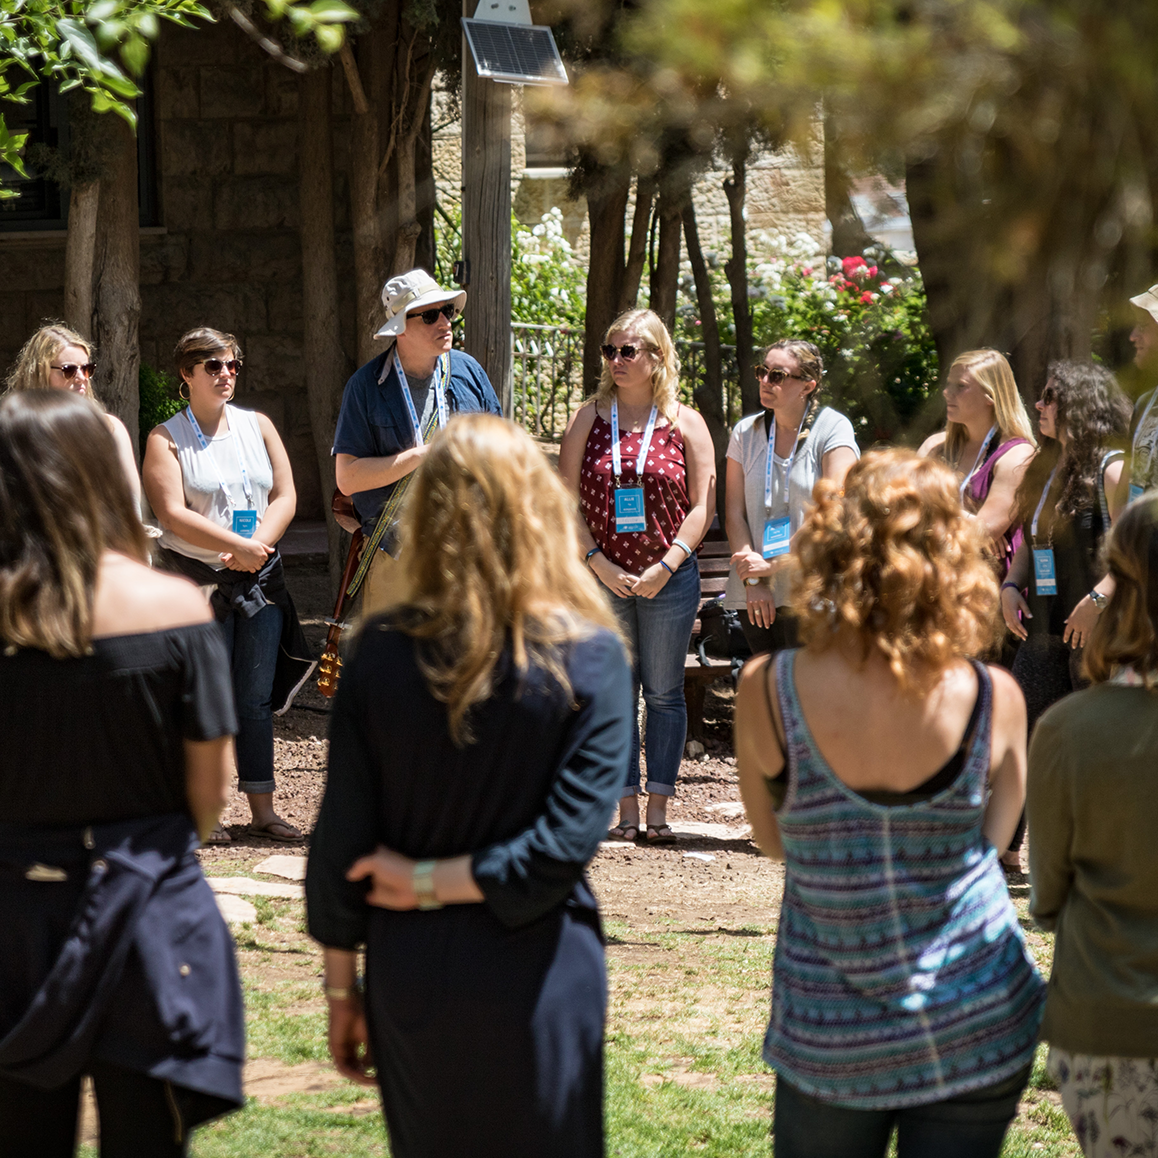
1130, 483, 1145, 504
762, 516, 791, 558
232, 509, 258, 538
614, 486, 647, 533
1032, 547, 1057, 595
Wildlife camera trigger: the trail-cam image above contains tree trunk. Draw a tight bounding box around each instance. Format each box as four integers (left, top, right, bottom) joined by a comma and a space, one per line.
392, 59, 436, 277
582, 171, 630, 395
299, 67, 350, 586
64, 180, 99, 339
649, 188, 682, 332
683, 201, 728, 521
414, 91, 436, 274
91, 115, 140, 459
462, 34, 512, 413
824, 119, 875, 259
344, 39, 382, 368
724, 147, 756, 418
619, 175, 655, 313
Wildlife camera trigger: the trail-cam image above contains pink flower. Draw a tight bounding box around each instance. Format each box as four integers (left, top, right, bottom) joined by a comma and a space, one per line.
860, 292, 873, 303
802, 266, 813, 276
867, 265, 878, 278
842, 256, 867, 276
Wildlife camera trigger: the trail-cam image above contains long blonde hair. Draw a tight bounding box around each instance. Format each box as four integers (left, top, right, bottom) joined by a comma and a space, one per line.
943, 349, 1037, 462
4, 322, 103, 409
393, 414, 626, 744
594, 308, 681, 425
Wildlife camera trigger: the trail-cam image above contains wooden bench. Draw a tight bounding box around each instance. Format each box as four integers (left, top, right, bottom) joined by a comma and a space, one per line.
684, 530, 735, 741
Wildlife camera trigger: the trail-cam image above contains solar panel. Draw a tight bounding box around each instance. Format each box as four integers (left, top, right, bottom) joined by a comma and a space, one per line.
462, 19, 569, 86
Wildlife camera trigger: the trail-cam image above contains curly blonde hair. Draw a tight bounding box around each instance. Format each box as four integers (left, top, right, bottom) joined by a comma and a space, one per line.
942, 349, 1037, 463
1084, 494, 1158, 687
4, 323, 102, 409
594, 308, 681, 425
792, 449, 1001, 687
392, 414, 626, 744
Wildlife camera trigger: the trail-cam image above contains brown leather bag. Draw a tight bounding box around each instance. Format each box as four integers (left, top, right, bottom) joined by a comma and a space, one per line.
331, 488, 361, 535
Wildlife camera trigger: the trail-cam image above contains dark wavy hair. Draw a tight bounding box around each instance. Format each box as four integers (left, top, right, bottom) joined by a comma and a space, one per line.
1014, 360, 1130, 524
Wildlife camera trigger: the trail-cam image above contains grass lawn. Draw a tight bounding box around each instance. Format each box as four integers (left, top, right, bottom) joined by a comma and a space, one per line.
121, 861, 1083, 1158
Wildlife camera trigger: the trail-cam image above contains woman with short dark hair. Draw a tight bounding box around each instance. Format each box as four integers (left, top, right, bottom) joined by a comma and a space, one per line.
1029, 493, 1158, 1157
143, 326, 311, 844
0, 390, 243, 1156
736, 449, 1045, 1158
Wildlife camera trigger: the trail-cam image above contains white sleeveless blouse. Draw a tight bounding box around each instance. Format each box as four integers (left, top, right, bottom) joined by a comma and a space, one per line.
158, 405, 274, 569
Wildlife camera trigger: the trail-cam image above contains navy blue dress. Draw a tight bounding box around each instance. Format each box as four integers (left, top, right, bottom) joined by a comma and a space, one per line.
306, 619, 631, 1158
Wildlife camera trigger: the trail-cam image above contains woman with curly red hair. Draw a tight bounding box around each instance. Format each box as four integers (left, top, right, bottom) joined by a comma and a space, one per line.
736, 449, 1045, 1158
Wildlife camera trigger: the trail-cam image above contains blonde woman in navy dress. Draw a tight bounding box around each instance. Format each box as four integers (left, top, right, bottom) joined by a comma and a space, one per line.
736, 450, 1045, 1158
559, 308, 716, 845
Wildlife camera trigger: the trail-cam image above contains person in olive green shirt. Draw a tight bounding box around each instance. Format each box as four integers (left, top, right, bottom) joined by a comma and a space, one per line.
1029, 494, 1158, 1158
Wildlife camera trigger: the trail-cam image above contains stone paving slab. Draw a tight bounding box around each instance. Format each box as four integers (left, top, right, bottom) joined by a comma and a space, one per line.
254, 854, 308, 881
208, 876, 304, 899
215, 893, 258, 925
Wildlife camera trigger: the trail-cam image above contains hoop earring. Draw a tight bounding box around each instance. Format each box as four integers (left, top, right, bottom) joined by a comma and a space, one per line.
179, 381, 190, 401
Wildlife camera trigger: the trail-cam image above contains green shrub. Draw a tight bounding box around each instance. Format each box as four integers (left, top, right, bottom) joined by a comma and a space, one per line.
138, 362, 184, 457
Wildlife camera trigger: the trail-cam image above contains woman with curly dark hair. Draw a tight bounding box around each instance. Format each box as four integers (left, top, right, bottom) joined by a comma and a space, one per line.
999, 361, 1130, 867
735, 449, 1044, 1158
1001, 362, 1131, 723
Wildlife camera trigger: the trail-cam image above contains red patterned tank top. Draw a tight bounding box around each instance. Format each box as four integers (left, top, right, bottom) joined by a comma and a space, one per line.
578, 410, 691, 572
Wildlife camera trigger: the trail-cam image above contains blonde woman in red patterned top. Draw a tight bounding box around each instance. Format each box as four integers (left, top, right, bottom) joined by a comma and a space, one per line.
559, 309, 716, 845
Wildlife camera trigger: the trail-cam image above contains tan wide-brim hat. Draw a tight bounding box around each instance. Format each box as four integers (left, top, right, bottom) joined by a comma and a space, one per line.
1129, 284, 1158, 325
374, 269, 468, 339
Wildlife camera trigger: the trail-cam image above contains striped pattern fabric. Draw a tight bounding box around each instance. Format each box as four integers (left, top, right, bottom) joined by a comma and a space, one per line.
764, 651, 1046, 1109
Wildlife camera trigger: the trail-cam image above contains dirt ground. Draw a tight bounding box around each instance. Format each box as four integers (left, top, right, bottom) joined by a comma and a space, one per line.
198, 552, 779, 921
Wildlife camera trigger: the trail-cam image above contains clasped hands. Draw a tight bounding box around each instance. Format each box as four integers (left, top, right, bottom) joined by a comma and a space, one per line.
219, 537, 273, 572
590, 554, 670, 599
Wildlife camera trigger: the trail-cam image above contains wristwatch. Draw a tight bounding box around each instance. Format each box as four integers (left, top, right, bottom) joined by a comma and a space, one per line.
412, 859, 443, 910
1088, 589, 1108, 612
744, 577, 762, 587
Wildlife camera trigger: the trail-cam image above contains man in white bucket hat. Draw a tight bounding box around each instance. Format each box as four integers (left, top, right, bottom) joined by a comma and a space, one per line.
1112, 283, 1158, 512
333, 269, 501, 613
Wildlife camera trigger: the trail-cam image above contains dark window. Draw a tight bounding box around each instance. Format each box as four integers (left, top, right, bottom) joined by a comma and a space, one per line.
0, 75, 159, 232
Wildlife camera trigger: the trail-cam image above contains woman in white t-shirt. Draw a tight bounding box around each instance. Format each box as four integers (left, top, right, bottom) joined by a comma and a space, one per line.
143, 327, 302, 845
724, 340, 859, 655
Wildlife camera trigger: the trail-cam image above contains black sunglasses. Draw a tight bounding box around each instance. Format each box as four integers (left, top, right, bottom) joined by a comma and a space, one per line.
600, 343, 652, 362
50, 362, 96, 380
409, 304, 460, 325
198, 359, 242, 375
755, 366, 808, 385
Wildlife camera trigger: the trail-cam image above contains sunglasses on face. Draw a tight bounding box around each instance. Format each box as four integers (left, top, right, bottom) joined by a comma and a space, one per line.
600, 344, 651, 362
1039, 388, 1057, 406
755, 366, 807, 385
197, 359, 242, 375
50, 363, 96, 380
409, 304, 460, 325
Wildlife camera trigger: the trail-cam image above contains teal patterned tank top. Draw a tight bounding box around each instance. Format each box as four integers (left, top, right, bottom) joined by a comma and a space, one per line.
763, 650, 1045, 1108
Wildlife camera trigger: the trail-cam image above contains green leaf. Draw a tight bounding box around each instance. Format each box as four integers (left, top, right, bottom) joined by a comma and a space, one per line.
85, 1, 122, 23
308, 0, 359, 22
56, 18, 107, 72
120, 33, 149, 76
314, 22, 343, 51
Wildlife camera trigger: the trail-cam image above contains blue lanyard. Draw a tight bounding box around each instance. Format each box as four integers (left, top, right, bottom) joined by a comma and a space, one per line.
1030, 462, 1061, 543
959, 425, 997, 499
393, 352, 448, 445
764, 414, 802, 512
185, 406, 252, 509
610, 399, 658, 479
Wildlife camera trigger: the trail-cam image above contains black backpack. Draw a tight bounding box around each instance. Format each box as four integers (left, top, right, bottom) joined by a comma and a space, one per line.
695, 599, 752, 675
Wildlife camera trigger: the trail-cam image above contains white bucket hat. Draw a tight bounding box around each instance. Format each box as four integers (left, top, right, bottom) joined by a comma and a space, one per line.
374, 269, 468, 339
1129, 284, 1158, 325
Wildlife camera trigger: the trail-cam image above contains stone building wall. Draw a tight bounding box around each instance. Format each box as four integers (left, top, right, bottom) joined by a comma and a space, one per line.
0, 17, 364, 519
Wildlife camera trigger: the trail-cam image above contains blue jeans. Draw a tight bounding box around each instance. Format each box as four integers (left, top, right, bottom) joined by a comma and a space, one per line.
773, 1066, 1031, 1158
612, 555, 700, 797
221, 602, 282, 795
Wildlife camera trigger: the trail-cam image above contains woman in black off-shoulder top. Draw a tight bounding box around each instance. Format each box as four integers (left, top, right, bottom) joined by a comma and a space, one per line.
0, 391, 244, 1158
